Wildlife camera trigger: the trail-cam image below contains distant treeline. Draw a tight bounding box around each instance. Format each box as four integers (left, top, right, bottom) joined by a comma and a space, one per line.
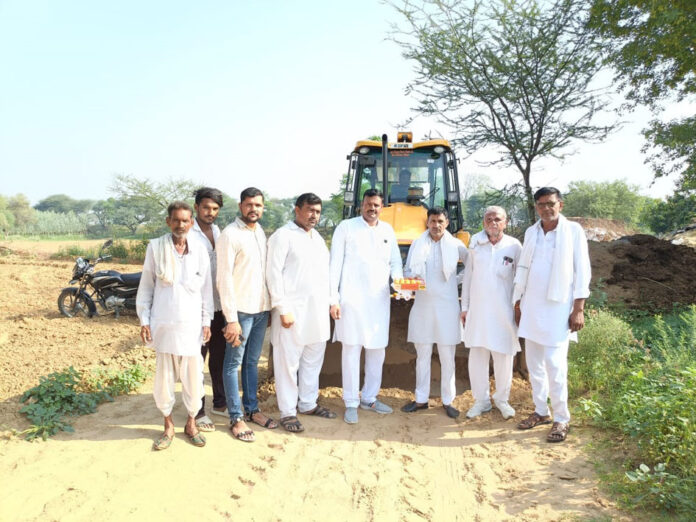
0, 174, 344, 238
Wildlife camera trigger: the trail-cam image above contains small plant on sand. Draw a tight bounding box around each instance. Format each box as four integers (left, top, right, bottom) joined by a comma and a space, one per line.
19, 364, 149, 441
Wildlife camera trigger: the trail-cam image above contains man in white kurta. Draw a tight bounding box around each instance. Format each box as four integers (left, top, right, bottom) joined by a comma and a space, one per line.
401, 208, 467, 418
136, 202, 213, 450
189, 187, 225, 432
266, 193, 336, 433
514, 187, 591, 443
460, 206, 522, 420
329, 189, 403, 424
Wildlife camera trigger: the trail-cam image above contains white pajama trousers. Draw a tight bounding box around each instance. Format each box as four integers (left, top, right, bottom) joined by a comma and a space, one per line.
414, 343, 456, 405
153, 352, 204, 418
468, 347, 514, 403
342, 344, 385, 408
525, 339, 570, 424
273, 330, 327, 418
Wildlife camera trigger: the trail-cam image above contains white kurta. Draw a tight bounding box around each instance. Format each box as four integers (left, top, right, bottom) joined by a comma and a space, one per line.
266, 222, 331, 346
136, 236, 213, 356
461, 232, 522, 355
405, 234, 467, 345
190, 219, 221, 311
329, 216, 403, 349
517, 222, 591, 346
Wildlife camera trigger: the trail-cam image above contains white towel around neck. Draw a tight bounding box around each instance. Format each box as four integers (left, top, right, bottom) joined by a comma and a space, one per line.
512, 214, 574, 304
151, 234, 177, 285
407, 230, 460, 281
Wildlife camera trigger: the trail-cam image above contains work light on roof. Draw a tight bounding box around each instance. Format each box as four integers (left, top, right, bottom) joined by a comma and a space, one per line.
358, 146, 370, 154
434, 146, 445, 153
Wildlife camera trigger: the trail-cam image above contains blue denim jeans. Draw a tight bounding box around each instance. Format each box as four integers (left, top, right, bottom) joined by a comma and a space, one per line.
222, 310, 269, 421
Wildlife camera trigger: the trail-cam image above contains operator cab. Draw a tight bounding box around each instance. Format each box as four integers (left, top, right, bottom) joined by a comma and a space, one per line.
343, 132, 468, 261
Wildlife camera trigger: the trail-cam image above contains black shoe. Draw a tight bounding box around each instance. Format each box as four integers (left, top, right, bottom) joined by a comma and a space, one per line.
443, 404, 460, 419
401, 401, 429, 413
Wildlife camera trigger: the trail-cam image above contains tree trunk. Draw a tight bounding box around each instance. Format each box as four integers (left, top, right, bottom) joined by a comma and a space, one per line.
522, 168, 535, 225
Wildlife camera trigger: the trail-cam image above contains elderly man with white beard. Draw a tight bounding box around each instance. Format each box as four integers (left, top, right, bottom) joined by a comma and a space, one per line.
400, 207, 468, 418
514, 187, 591, 443
330, 189, 404, 424
266, 192, 336, 433
460, 206, 522, 420
136, 201, 213, 450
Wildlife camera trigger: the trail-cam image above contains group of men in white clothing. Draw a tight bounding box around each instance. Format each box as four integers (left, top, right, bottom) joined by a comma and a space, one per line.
135, 184, 590, 449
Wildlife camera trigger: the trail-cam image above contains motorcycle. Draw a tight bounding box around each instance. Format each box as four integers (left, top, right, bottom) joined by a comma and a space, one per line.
57, 239, 142, 318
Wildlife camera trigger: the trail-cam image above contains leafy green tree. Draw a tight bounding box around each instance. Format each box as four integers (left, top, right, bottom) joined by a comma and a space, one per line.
8, 194, 37, 229
213, 192, 239, 229
259, 197, 296, 235
588, 0, 696, 186
391, 0, 618, 224
563, 179, 650, 226
639, 192, 696, 234
34, 194, 94, 214
0, 195, 15, 235
111, 197, 159, 235
110, 174, 198, 213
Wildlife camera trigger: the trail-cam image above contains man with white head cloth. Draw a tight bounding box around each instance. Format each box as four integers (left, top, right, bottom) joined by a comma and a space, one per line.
400, 207, 468, 418
514, 187, 591, 443
330, 189, 404, 424
460, 206, 522, 420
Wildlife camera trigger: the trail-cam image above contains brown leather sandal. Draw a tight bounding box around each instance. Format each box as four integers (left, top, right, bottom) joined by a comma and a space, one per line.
547, 422, 570, 443
517, 412, 552, 430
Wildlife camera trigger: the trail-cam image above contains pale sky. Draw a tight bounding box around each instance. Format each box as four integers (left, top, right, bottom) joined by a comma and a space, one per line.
0, 1, 684, 205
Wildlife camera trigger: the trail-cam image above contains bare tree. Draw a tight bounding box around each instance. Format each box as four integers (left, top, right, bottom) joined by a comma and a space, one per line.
391, 0, 618, 223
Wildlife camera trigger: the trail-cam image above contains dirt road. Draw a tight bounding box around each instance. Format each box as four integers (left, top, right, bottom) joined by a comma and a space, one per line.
0, 243, 625, 521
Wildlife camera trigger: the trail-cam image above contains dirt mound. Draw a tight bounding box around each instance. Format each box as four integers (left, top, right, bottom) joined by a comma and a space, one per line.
589, 234, 696, 309
569, 217, 637, 242
666, 224, 696, 248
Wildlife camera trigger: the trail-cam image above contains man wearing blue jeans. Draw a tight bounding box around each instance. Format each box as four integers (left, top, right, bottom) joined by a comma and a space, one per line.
216, 187, 277, 442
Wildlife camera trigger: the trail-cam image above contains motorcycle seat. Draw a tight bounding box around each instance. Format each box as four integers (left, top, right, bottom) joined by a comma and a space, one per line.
121, 273, 142, 286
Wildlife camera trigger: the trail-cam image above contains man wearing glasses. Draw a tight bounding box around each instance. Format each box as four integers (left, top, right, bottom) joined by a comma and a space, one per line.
512, 187, 591, 443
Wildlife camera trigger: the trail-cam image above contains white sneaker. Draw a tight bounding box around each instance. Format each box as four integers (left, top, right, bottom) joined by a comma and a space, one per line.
466, 400, 492, 419
494, 400, 516, 419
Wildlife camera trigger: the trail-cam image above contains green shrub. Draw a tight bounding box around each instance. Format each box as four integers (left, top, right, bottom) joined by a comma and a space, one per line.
127, 238, 149, 263
569, 309, 642, 396
19, 364, 149, 441
51, 245, 100, 260
613, 367, 696, 477
570, 308, 696, 513
109, 240, 129, 259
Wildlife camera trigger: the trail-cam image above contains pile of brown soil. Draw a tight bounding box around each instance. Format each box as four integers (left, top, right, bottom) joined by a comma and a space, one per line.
569, 217, 637, 241
589, 234, 696, 310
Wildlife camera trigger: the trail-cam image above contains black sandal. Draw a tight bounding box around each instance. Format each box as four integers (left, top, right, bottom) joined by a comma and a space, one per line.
299, 405, 337, 419
279, 416, 305, 433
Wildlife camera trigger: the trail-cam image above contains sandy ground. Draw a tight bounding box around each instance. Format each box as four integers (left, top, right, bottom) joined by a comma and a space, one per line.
0, 242, 627, 521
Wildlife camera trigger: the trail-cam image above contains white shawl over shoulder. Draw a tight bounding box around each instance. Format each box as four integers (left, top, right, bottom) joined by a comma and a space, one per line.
150, 234, 176, 285
407, 230, 461, 280
512, 215, 574, 304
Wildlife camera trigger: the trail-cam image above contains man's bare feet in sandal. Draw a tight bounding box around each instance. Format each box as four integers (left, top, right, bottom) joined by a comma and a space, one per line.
230, 419, 255, 442
546, 422, 570, 443
246, 410, 278, 429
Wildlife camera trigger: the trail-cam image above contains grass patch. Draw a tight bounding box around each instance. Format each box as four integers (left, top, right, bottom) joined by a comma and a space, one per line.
18, 364, 150, 441
49, 238, 149, 264
570, 307, 696, 514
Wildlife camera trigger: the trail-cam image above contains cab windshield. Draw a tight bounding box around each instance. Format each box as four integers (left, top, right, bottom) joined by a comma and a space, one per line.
355, 148, 447, 209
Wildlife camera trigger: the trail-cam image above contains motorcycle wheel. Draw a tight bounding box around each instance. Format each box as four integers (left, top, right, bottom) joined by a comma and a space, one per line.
57, 288, 91, 318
